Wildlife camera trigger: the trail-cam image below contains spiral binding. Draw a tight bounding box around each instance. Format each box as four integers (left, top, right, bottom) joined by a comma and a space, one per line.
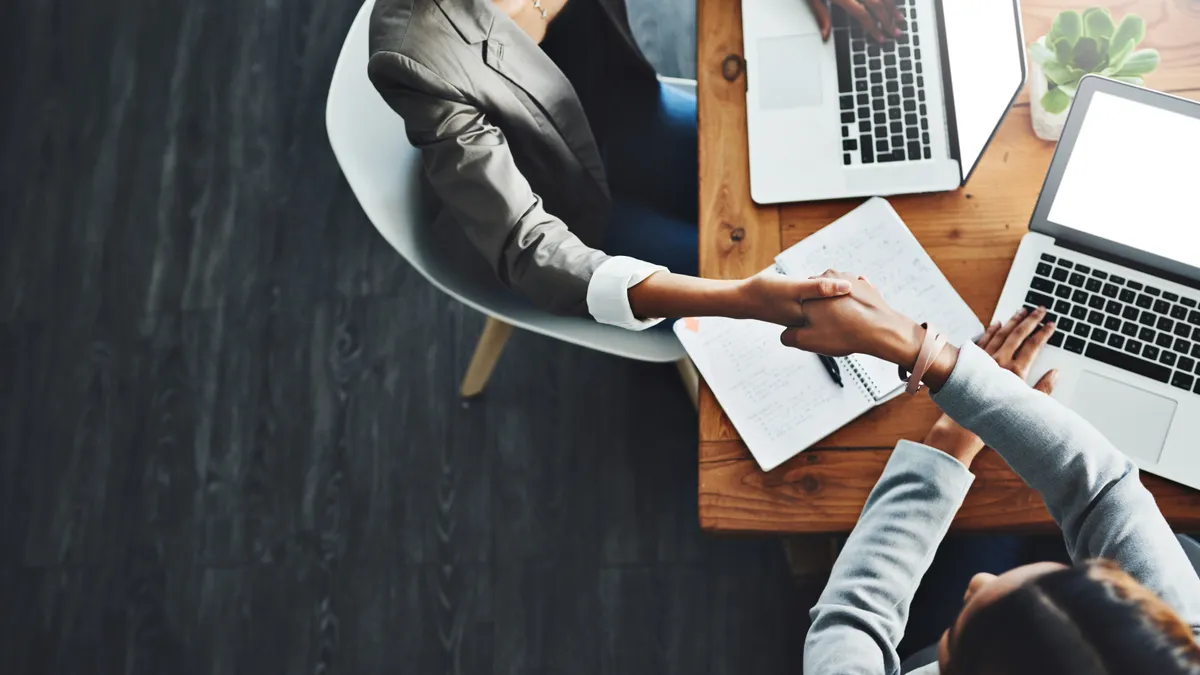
843, 355, 886, 402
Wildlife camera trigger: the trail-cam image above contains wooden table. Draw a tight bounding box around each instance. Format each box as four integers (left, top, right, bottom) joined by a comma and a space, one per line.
697, 0, 1200, 533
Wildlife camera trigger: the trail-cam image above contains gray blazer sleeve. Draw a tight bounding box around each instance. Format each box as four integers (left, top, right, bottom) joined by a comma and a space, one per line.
367, 51, 610, 315
933, 343, 1200, 633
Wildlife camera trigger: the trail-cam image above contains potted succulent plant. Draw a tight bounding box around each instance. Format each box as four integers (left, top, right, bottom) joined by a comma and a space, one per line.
1028, 7, 1159, 141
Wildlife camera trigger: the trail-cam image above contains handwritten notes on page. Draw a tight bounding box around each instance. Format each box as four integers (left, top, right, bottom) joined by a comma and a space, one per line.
775, 197, 984, 347
675, 317, 876, 471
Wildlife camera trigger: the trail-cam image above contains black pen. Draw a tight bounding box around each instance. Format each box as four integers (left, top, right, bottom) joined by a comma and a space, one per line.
818, 354, 844, 388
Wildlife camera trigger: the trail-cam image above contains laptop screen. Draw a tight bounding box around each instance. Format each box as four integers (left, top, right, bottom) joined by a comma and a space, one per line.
1047, 91, 1200, 270
940, 0, 1025, 181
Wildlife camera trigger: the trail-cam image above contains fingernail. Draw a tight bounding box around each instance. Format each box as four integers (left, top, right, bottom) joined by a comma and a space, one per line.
894, 27, 902, 36
1050, 370, 1060, 386
834, 280, 852, 293
1035, 305, 1047, 314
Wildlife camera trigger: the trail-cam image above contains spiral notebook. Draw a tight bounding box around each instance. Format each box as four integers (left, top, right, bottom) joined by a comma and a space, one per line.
675, 197, 982, 471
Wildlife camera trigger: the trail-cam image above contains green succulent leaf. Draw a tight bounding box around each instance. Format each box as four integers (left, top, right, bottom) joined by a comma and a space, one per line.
1043, 61, 1083, 86
1082, 8, 1115, 40
1072, 36, 1103, 72
1111, 14, 1146, 51
1041, 87, 1073, 114
1115, 49, 1160, 76
1051, 10, 1083, 47
1112, 75, 1145, 86
1029, 40, 1056, 66
1107, 38, 1136, 71
1053, 37, 1073, 65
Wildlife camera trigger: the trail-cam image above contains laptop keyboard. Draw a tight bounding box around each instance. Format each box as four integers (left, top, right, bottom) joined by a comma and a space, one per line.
1023, 253, 1200, 396
832, 0, 933, 167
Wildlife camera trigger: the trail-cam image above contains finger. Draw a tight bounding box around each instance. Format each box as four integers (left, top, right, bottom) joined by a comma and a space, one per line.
999, 306, 1047, 358
975, 321, 1000, 347
1033, 369, 1059, 395
807, 0, 832, 41
862, 0, 898, 37
780, 326, 805, 349
983, 307, 1028, 353
1014, 320, 1055, 372
836, 0, 887, 42
797, 277, 852, 299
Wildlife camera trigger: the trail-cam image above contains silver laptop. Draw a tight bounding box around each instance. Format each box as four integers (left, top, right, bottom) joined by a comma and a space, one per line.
742, 0, 1025, 204
995, 76, 1200, 491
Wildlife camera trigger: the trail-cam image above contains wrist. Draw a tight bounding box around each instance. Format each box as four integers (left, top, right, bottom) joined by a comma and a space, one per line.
876, 316, 925, 368
922, 417, 984, 468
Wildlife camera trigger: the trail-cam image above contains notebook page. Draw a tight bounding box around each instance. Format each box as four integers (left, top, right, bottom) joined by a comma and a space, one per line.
675, 317, 875, 471
775, 197, 984, 349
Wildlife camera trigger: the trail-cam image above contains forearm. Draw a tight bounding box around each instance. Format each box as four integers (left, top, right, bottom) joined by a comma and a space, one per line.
806, 442, 974, 675
626, 272, 746, 321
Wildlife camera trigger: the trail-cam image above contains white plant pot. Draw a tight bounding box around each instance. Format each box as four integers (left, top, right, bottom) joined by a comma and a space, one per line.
1030, 36, 1071, 142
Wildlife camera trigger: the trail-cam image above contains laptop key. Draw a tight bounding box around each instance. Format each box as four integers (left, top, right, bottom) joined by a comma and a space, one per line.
1144, 345, 1161, 361
1136, 294, 1153, 309
1065, 336, 1086, 353
1058, 317, 1076, 332
1119, 289, 1136, 303
1154, 299, 1171, 314
1139, 311, 1156, 327
1160, 351, 1177, 367
1146, 286, 1162, 297
1183, 297, 1198, 308
1139, 327, 1156, 342
1088, 296, 1105, 310
1071, 306, 1088, 320
1127, 280, 1144, 290
1177, 323, 1193, 338
1101, 283, 1119, 298
1092, 270, 1109, 280
1172, 372, 1195, 391
1158, 317, 1174, 331
1074, 324, 1091, 339
1052, 268, 1069, 282
1176, 338, 1191, 353
1085, 278, 1102, 293
1181, 356, 1196, 372
1092, 328, 1109, 343
1055, 300, 1070, 314
1121, 321, 1138, 336
1157, 333, 1174, 348
1105, 316, 1122, 331
1048, 332, 1065, 347
1026, 290, 1054, 307
1088, 310, 1104, 326
860, 135, 875, 163
1164, 291, 1179, 302
1105, 300, 1121, 315
1073, 290, 1089, 304
1192, 343, 1200, 358
1068, 273, 1085, 286
1108, 334, 1125, 349
1189, 310, 1200, 326
1125, 340, 1142, 356
1122, 306, 1139, 320
1171, 305, 1188, 320
1094, 343, 1166, 381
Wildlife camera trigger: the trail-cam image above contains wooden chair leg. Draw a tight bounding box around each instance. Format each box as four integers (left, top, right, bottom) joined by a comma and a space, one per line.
674, 356, 699, 410
460, 317, 514, 398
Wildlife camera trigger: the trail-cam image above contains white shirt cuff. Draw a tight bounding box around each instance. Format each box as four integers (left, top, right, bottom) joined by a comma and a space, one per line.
586, 256, 669, 330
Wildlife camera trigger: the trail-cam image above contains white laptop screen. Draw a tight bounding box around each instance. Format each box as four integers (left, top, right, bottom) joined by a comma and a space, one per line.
1047, 91, 1200, 269
941, 0, 1024, 179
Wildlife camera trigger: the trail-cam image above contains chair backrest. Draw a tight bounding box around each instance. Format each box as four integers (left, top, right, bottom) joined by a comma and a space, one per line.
325, 0, 687, 363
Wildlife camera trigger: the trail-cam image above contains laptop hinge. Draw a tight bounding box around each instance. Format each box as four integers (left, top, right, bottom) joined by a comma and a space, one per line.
932, 0, 961, 177
1055, 238, 1200, 294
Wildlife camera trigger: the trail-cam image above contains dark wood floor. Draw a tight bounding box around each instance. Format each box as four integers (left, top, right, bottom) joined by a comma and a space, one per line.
0, 0, 815, 673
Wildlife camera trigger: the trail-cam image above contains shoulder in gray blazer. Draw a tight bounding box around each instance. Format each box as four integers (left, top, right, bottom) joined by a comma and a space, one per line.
367, 0, 657, 315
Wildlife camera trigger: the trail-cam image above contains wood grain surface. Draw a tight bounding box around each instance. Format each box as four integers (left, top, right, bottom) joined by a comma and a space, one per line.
697, 0, 1200, 533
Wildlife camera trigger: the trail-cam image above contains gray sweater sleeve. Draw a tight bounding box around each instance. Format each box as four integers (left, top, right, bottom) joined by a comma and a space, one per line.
932, 342, 1200, 632
805, 441, 975, 675
805, 342, 1200, 675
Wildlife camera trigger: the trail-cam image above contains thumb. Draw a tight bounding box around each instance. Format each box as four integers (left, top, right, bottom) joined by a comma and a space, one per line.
780, 325, 809, 349
1034, 369, 1059, 395
797, 276, 852, 299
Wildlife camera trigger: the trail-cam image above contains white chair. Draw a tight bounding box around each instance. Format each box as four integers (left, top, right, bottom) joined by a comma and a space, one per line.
326, 0, 697, 402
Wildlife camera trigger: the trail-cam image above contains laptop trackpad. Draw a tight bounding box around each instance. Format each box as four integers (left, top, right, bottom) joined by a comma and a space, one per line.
1069, 371, 1176, 465
757, 35, 823, 110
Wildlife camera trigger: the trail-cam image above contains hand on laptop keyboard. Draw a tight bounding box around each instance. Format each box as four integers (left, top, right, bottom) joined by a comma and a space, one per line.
805, 0, 902, 43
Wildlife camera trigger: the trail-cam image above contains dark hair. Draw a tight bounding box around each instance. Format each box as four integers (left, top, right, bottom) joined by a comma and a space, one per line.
944, 559, 1200, 675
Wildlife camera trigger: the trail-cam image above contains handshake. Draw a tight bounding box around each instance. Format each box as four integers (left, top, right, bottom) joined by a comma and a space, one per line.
735, 269, 926, 372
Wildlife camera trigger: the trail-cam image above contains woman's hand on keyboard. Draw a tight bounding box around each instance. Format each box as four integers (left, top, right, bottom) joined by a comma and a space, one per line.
805, 0, 903, 43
